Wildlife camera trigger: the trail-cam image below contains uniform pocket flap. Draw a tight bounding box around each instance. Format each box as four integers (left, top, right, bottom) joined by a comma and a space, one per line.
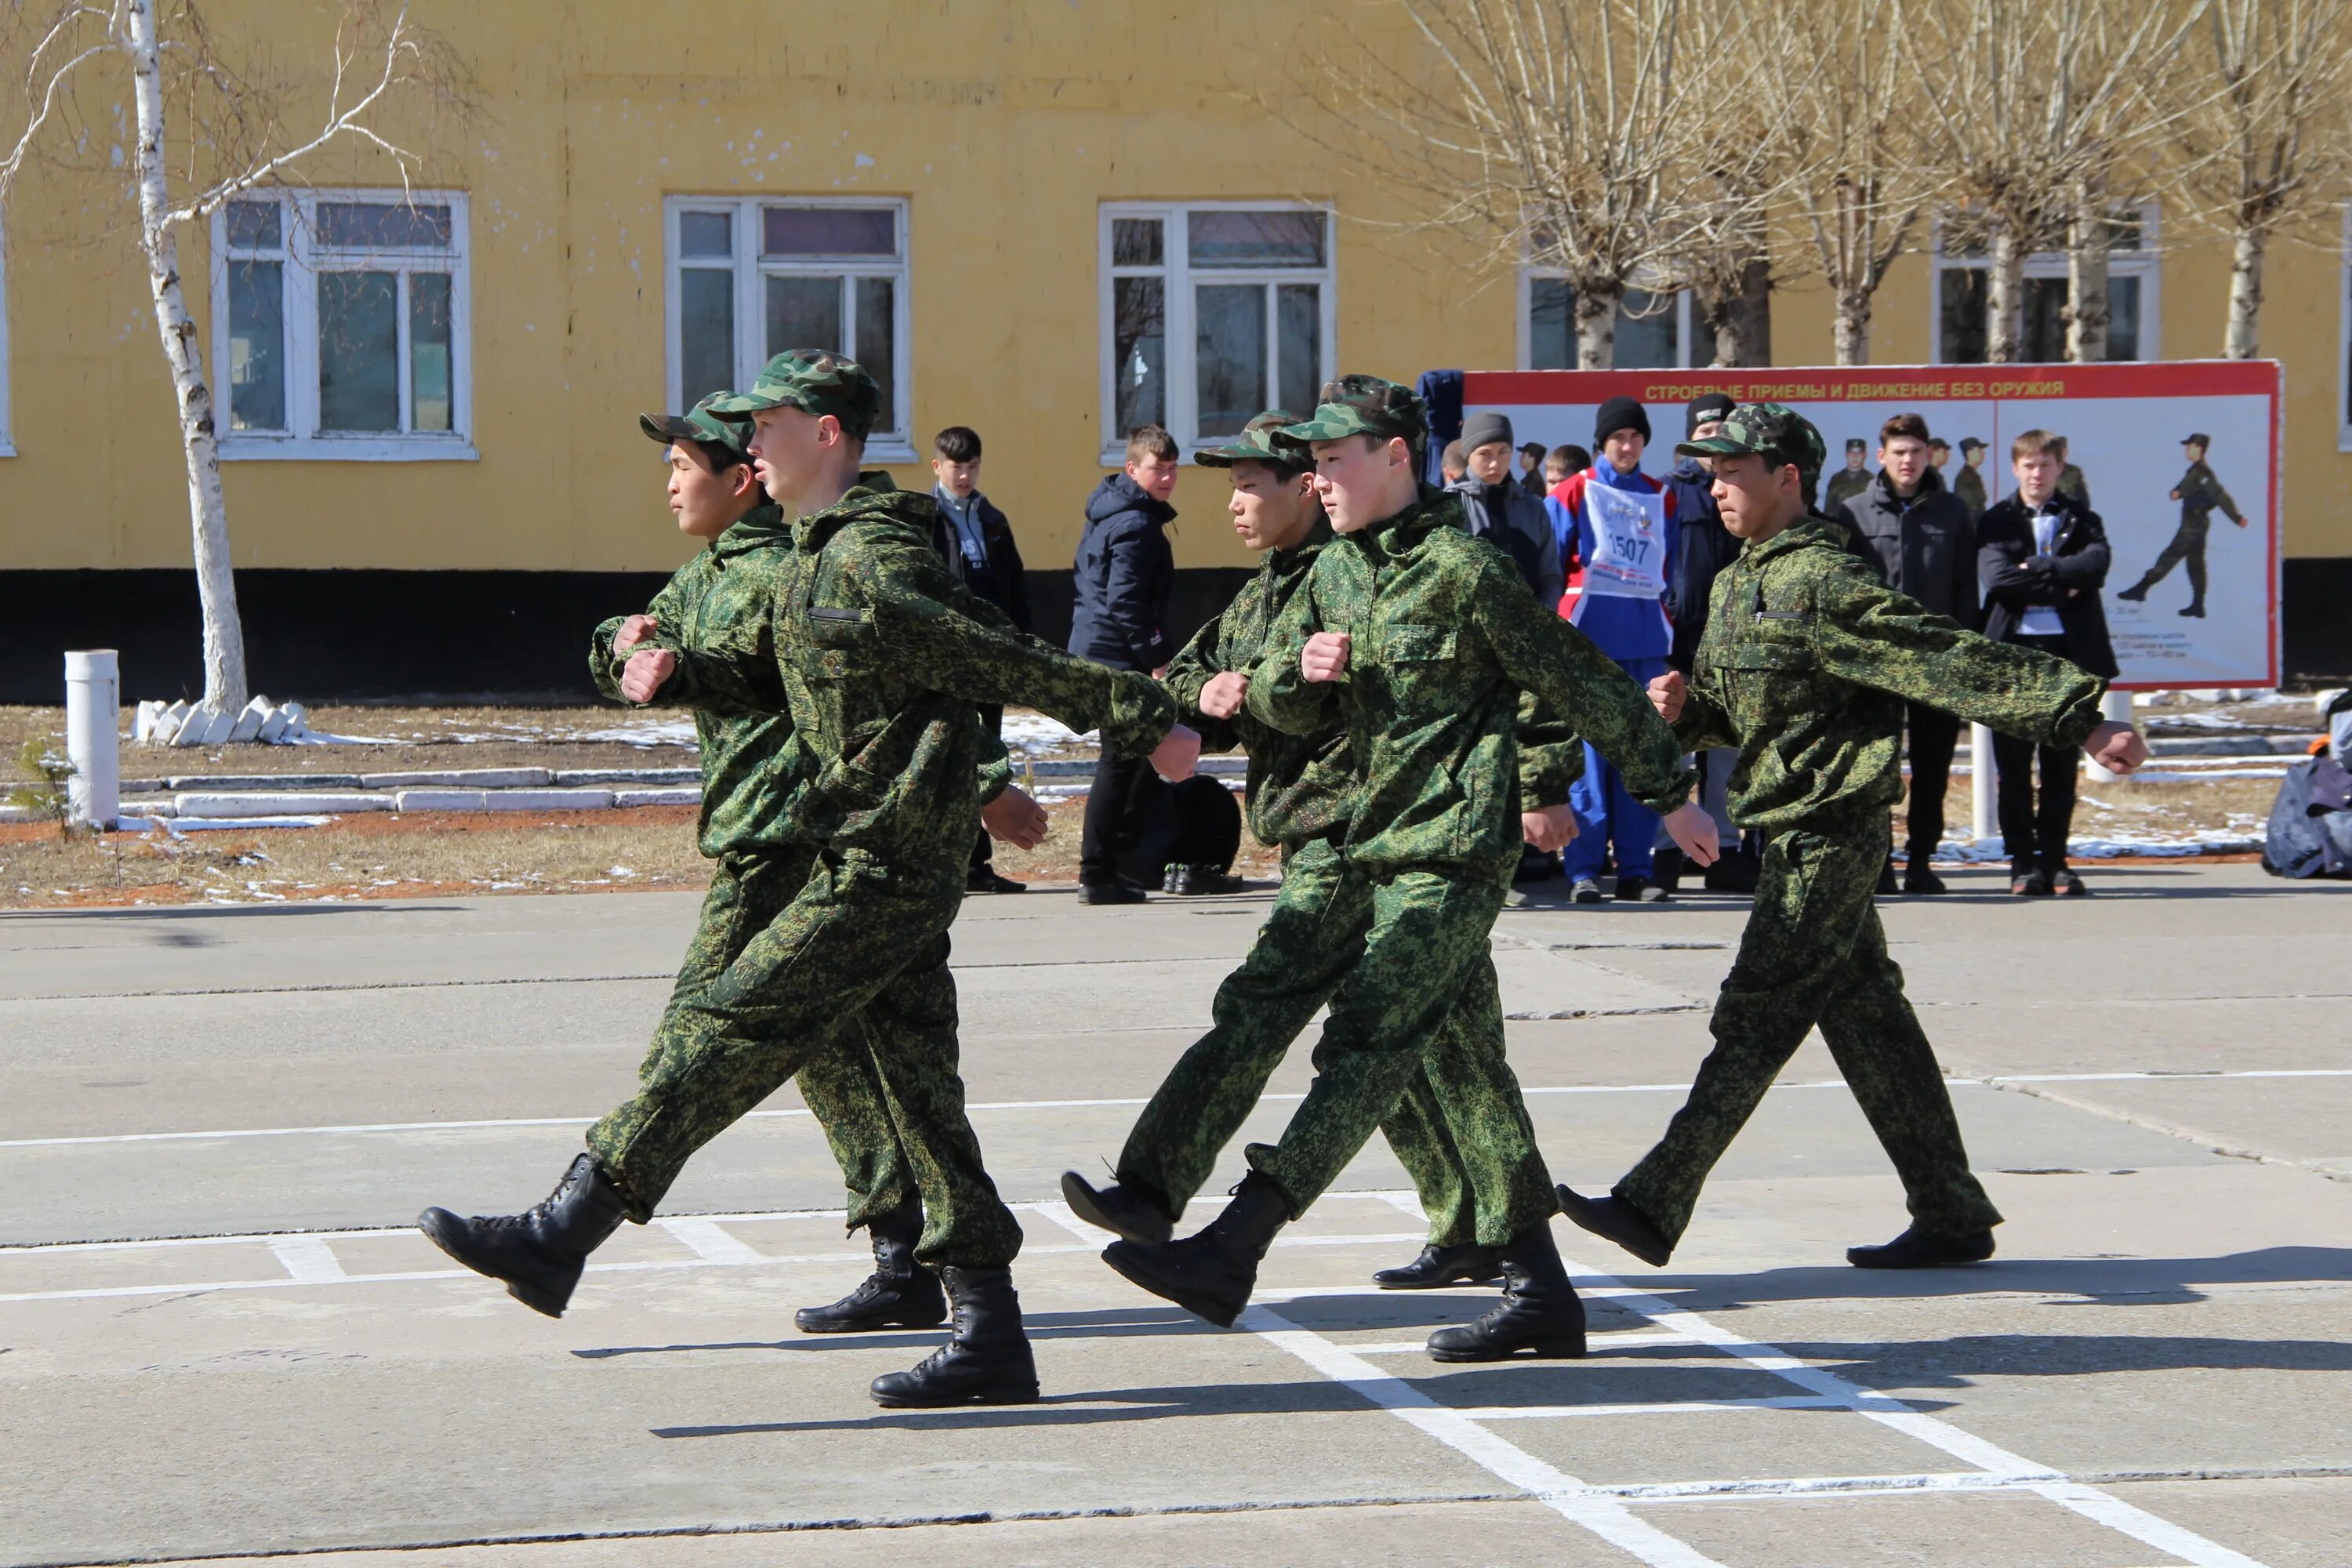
1719, 641, 1813, 671
1388, 625, 1457, 662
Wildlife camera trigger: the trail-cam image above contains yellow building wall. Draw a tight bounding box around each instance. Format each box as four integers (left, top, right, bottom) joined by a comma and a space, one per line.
2, 2, 2347, 581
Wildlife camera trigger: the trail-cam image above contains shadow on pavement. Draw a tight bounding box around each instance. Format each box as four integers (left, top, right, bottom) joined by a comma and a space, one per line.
1625, 1246, 2352, 1311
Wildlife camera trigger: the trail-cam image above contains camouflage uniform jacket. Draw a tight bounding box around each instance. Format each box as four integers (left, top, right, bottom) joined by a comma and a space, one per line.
2176, 460, 2244, 528
1678, 516, 2107, 836
673, 477, 1175, 882
1247, 487, 1689, 880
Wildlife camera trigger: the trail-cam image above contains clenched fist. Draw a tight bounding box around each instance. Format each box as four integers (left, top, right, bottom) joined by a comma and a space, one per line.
619, 648, 677, 704
1520, 804, 1578, 853
1647, 670, 1686, 723
1150, 723, 1203, 783
981, 785, 1049, 849
1301, 631, 1352, 684
2082, 720, 2148, 777
614, 614, 659, 655
1199, 670, 1250, 719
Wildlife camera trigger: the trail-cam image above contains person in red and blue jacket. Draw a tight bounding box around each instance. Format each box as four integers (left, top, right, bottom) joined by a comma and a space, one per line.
1547, 395, 1681, 902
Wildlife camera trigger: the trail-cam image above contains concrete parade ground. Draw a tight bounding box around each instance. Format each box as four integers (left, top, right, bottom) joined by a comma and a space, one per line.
3, 865, 2349, 1567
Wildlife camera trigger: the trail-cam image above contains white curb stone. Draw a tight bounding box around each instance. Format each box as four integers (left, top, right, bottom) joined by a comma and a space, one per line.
172, 791, 391, 817
612, 787, 701, 808
394, 789, 490, 812
361, 768, 553, 789
479, 788, 615, 811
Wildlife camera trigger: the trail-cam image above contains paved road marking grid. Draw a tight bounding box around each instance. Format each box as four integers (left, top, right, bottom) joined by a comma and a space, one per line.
2, 1189, 2304, 1566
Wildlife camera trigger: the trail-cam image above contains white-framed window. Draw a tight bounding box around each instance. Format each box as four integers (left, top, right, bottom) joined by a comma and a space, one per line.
664, 196, 913, 460
1932, 204, 2160, 365
1098, 202, 1336, 461
210, 188, 473, 460
1520, 274, 1713, 369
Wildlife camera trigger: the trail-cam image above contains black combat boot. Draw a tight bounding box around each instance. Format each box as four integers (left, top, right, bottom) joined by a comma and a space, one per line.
418, 1152, 628, 1318
869, 1265, 1040, 1407
794, 1200, 946, 1334
1101, 1171, 1290, 1327
1555, 1184, 1673, 1269
1846, 1225, 1995, 1269
1425, 1223, 1588, 1361
1372, 1241, 1503, 1290
1060, 1170, 1174, 1245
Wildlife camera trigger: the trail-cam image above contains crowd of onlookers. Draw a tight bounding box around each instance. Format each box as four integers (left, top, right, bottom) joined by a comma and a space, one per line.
933, 393, 2114, 905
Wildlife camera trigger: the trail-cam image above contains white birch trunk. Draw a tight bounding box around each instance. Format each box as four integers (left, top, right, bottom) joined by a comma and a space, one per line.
125, 0, 247, 713
1573, 281, 1621, 370
2064, 194, 2111, 364
2225, 223, 2264, 360
1832, 288, 1871, 365
1984, 216, 2027, 365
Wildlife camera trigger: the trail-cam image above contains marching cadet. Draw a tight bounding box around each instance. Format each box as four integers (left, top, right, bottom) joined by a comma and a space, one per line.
578, 394, 1047, 1341
421, 351, 1200, 1409
1100, 377, 1719, 1362
1062, 410, 1585, 1296
1559, 404, 2149, 1272
2117, 433, 2246, 619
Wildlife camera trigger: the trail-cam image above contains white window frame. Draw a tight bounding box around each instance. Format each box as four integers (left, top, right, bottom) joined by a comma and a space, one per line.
1929, 203, 2161, 366
1515, 268, 1707, 370
209, 187, 474, 461
2338, 202, 2352, 451
1097, 201, 1338, 464
662, 195, 915, 463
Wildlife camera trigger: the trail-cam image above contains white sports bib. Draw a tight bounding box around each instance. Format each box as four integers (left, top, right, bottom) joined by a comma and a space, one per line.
1573, 483, 1670, 614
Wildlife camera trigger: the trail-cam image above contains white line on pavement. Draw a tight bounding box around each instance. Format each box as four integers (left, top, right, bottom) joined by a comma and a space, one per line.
657, 1217, 766, 1266
12, 1066, 2343, 1150
263, 1235, 345, 1283
1243, 1305, 1731, 1568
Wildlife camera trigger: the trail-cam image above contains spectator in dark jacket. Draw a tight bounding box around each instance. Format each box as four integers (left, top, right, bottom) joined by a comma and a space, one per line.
931, 424, 1033, 894
1449, 409, 1566, 607
1660, 391, 1751, 891
1837, 412, 1978, 896
1977, 427, 2118, 898
1070, 424, 1181, 903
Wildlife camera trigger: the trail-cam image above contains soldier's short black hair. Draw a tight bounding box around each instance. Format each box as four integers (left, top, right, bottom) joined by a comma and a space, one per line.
685, 438, 744, 475
934, 426, 982, 463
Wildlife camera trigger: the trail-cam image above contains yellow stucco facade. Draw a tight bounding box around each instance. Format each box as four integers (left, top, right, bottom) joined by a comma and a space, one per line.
3, 2, 2348, 585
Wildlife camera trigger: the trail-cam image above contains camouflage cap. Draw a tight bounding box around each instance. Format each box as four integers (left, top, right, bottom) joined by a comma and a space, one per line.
638, 392, 754, 463
1675, 402, 1827, 489
1196, 410, 1308, 472
703, 349, 881, 441
1282, 375, 1428, 452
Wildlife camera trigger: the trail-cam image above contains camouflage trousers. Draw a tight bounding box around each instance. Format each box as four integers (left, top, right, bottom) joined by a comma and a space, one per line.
1116, 837, 1490, 1247
1614, 820, 2003, 1244
1241, 858, 1559, 1245
586, 848, 1023, 1269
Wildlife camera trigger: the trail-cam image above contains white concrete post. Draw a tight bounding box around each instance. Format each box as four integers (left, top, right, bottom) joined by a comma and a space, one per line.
1970, 721, 1997, 843
64, 650, 121, 830
2082, 688, 2137, 783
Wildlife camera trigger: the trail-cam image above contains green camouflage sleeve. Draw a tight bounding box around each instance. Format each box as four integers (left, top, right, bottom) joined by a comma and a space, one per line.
1160, 610, 1242, 754
1242, 566, 1341, 739
592, 569, 705, 710
1472, 555, 1695, 816
975, 713, 1012, 806
658, 613, 789, 718
1672, 576, 1740, 751
856, 535, 1181, 757
1515, 691, 1586, 809
589, 614, 633, 706
1812, 560, 2107, 747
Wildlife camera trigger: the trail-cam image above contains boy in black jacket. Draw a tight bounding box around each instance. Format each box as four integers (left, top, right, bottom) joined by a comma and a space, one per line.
1976, 429, 2120, 897
933, 424, 1034, 895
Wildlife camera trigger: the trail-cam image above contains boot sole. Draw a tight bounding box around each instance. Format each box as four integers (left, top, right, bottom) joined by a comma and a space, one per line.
1554, 1187, 1672, 1269
417, 1208, 570, 1319
1374, 1271, 1504, 1290
1847, 1247, 1995, 1269
1427, 1337, 1588, 1363
1060, 1171, 1174, 1246
870, 1380, 1040, 1409
1100, 1242, 1247, 1328
794, 1309, 950, 1334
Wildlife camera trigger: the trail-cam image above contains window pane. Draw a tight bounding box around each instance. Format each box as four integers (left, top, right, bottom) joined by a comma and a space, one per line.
766, 274, 843, 357
1615, 289, 1679, 369
1188, 209, 1325, 268
680, 268, 735, 406
679, 210, 733, 259
855, 276, 896, 434
1195, 283, 1266, 438
762, 206, 895, 257
1276, 283, 1319, 416
317, 201, 452, 250
226, 199, 281, 251
227, 260, 285, 431
317, 270, 400, 431
409, 271, 453, 433
2024, 277, 2067, 361
1112, 217, 1164, 267
1940, 268, 1988, 364
1529, 277, 1573, 369
2107, 275, 2141, 361
1112, 274, 1165, 434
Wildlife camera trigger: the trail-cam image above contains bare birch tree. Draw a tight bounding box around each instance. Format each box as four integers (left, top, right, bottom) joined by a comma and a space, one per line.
2172, 0, 2352, 358
1761, 0, 1940, 365
0, 1, 464, 718
1676, 6, 1808, 368
1286, 0, 1719, 369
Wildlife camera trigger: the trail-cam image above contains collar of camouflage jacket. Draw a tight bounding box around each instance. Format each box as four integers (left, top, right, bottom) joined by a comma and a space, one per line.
1741, 513, 1846, 567
1266, 512, 1335, 576
710, 501, 793, 560
1352, 485, 1465, 559
792, 471, 924, 551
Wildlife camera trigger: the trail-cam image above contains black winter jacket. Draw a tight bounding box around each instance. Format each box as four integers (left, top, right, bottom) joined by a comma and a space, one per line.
1069, 472, 1176, 670
931, 492, 1033, 633
1838, 466, 1980, 630
1976, 488, 2119, 679
1663, 456, 1740, 676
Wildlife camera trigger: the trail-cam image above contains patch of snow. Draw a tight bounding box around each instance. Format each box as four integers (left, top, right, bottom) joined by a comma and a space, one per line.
119, 814, 336, 832
1000, 710, 1094, 750
575, 718, 700, 748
